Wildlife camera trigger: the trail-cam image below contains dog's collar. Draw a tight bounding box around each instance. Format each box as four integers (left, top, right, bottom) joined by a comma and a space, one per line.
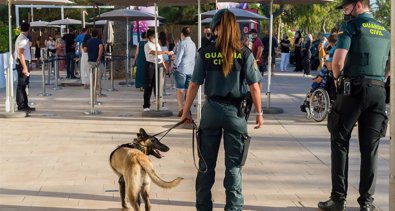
132, 142, 148, 155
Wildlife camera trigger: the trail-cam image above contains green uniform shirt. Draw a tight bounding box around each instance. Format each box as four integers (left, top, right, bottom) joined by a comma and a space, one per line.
337, 12, 390, 80
192, 44, 262, 98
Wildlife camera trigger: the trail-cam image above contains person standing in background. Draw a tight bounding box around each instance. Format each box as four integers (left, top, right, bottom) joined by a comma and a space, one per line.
63, 31, 78, 79
133, 32, 147, 91
172, 27, 196, 117
293, 31, 303, 72
280, 34, 291, 72
15, 22, 35, 112
302, 34, 313, 77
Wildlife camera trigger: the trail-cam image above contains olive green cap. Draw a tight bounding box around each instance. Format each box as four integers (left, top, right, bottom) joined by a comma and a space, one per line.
210, 9, 228, 32
336, 0, 361, 9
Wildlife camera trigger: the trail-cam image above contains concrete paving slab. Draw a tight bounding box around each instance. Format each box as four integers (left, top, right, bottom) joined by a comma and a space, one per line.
0, 65, 390, 211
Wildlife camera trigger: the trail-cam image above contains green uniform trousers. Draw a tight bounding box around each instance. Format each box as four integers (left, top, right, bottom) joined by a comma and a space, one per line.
327, 81, 388, 206
196, 99, 247, 211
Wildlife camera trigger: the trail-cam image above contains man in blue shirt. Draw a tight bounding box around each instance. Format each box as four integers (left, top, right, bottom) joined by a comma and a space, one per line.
75, 28, 88, 57
87, 29, 104, 91
171, 27, 196, 116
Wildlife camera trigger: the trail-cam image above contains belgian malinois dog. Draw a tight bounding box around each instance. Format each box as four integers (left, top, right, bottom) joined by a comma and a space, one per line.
110, 128, 183, 211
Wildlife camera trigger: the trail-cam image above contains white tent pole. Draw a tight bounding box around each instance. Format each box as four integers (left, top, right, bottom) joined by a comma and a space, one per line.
266, 0, 273, 108
30, 6, 34, 22
126, 17, 130, 85
197, 0, 202, 121
6, 0, 15, 112
389, 0, 395, 208
154, 3, 159, 111
61, 6, 65, 36
15, 6, 19, 28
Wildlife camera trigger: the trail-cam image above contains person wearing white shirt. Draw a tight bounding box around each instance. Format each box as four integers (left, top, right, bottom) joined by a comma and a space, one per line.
14, 22, 35, 112
143, 29, 172, 111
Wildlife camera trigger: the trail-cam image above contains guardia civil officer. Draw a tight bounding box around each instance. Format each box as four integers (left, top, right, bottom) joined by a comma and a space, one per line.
318, 0, 390, 210
180, 9, 263, 211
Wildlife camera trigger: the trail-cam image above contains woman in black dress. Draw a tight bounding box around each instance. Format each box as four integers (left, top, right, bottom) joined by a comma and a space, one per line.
293, 31, 303, 72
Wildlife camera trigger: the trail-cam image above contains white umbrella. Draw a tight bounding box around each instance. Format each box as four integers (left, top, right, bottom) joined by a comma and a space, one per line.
201, 17, 258, 24
30, 20, 60, 28
201, 8, 268, 20
86, 20, 113, 26
0, 0, 74, 116
49, 17, 81, 25
97, 8, 163, 87
102, 20, 114, 44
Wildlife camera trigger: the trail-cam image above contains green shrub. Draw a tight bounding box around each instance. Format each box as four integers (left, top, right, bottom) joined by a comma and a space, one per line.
0, 22, 9, 53
0, 22, 18, 53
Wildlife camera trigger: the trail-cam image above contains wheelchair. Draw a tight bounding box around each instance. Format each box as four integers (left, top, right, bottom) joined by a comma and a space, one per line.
301, 74, 336, 122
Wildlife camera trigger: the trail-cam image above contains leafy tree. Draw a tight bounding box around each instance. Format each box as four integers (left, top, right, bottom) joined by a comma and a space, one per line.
372, 0, 390, 29
159, 4, 215, 24
281, 0, 343, 36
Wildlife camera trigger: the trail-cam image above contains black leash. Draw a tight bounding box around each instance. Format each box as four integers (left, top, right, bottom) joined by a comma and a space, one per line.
151, 119, 187, 141
191, 121, 208, 173
151, 119, 208, 173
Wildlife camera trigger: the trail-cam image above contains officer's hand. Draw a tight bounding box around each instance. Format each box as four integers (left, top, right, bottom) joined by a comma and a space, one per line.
22, 67, 29, 77
254, 115, 264, 129
180, 109, 193, 124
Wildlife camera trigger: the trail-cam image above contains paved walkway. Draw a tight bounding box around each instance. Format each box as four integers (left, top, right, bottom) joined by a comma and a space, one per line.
0, 64, 390, 211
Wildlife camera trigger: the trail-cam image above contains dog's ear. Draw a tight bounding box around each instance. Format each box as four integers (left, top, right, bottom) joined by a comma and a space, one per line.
139, 128, 148, 138
137, 132, 141, 138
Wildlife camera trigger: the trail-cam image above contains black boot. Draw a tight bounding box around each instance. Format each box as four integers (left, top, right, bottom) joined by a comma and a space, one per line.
318, 198, 346, 211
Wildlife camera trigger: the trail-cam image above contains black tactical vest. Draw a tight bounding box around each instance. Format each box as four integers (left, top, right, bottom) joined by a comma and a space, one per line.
198, 43, 252, 98
343, 14, 390, 80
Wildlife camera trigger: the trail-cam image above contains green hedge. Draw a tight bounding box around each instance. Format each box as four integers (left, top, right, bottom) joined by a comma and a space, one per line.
0, 22, 18, 53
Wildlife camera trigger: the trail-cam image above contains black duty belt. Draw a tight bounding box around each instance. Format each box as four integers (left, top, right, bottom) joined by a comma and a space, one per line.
349, 77, 385, 87
207, 96, 242, 106
361, 78, 385, 86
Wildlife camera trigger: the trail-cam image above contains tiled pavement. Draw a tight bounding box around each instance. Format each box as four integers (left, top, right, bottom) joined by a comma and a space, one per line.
0, 65, 390, 211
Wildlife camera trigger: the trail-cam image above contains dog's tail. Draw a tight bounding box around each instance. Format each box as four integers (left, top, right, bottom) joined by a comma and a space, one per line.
137, 155, 183, 189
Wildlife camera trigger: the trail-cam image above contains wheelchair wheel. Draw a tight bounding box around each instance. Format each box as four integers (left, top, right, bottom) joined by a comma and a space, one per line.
309, 87, 330, 122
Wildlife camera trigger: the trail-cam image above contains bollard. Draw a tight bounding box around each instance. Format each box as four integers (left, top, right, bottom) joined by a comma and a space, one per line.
158, 66, 164, 109
94, 65, 102, 105
52, 57, 62, 91
46, 58, 52, 85
163, 68, 171, 96
97, 63, 107, 97
37, 60, 52, 97
107, 51, 118, 91
84, 66, 101, 115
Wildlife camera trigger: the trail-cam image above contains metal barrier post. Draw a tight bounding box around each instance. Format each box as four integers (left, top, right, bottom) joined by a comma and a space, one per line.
52, 57, 62, 90
158, 66, 164, 108
37, 60, 52, 97
94, 66, 102, 105
163, 68, 170, 96
84, 66, 101, 115
97, 63, 107, 97
107, 53, 118, 91
46, 57, 52, 85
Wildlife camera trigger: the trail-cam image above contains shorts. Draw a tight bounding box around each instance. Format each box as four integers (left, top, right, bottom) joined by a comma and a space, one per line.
263, 52, 276, 65
173, 70, 191, 90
